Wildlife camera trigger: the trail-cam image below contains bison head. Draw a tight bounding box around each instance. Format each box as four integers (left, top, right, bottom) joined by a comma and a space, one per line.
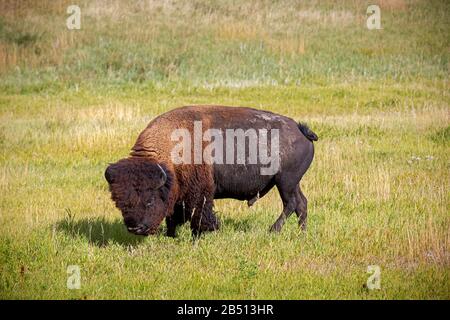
105, 158, 172, 236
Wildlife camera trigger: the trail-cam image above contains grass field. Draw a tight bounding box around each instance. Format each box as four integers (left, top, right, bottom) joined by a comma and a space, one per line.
0, 0, 449, 299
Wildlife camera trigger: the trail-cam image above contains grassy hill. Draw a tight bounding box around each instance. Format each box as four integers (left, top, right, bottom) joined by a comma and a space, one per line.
0, 0, 448, 299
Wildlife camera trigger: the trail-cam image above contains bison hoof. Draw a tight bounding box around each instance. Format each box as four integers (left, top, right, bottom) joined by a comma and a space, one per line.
299, 221, 307, 231
247, 194, 259, 207
269, 223, 282, 233
166, 230, 177, 238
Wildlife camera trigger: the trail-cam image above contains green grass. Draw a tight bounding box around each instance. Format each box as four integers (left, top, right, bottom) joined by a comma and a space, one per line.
0, 0, 449, 299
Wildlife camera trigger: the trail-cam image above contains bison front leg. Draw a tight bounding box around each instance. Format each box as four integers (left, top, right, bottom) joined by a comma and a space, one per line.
166, 203, 190, 237
190, 197, 220, 237
166, 217, 177, 237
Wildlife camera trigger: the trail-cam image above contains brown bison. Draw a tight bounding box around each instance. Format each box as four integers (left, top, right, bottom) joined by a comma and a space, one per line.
105, 105, 317, 237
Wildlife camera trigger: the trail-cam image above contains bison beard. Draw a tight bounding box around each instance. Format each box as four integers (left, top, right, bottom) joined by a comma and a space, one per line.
105, 105, 317, 238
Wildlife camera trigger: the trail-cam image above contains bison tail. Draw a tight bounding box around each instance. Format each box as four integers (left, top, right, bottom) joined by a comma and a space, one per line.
298, 123, 318, 142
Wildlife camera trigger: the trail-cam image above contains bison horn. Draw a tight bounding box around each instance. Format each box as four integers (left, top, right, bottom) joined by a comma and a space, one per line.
154, 163, 167, 189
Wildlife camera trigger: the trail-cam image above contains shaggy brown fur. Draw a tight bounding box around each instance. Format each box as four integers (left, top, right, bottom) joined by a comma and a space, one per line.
108, 106, 223, 236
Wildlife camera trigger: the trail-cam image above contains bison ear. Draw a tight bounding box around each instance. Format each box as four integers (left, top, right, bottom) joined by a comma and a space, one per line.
105, 165, 115, 184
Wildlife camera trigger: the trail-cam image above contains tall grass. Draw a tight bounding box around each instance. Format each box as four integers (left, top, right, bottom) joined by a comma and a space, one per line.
0, 0, 449, 91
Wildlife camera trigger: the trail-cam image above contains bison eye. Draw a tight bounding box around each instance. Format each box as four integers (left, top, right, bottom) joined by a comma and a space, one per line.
146, 200, 153, 207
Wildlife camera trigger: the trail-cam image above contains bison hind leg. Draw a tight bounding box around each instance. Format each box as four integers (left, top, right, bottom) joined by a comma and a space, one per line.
269, 191, 297, 233
269, 179, 301, 233
247, 193, 259, 207
294, 187, 308, 231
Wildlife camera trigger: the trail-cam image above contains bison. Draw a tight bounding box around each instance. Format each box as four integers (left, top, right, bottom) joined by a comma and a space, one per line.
105, 105, 317, 237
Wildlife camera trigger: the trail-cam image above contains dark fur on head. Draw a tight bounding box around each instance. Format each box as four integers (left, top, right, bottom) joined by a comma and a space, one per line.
105, 157, 173, 236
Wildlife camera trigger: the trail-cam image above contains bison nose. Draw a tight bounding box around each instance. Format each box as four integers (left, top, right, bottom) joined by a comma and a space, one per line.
127, 223, 150, 235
